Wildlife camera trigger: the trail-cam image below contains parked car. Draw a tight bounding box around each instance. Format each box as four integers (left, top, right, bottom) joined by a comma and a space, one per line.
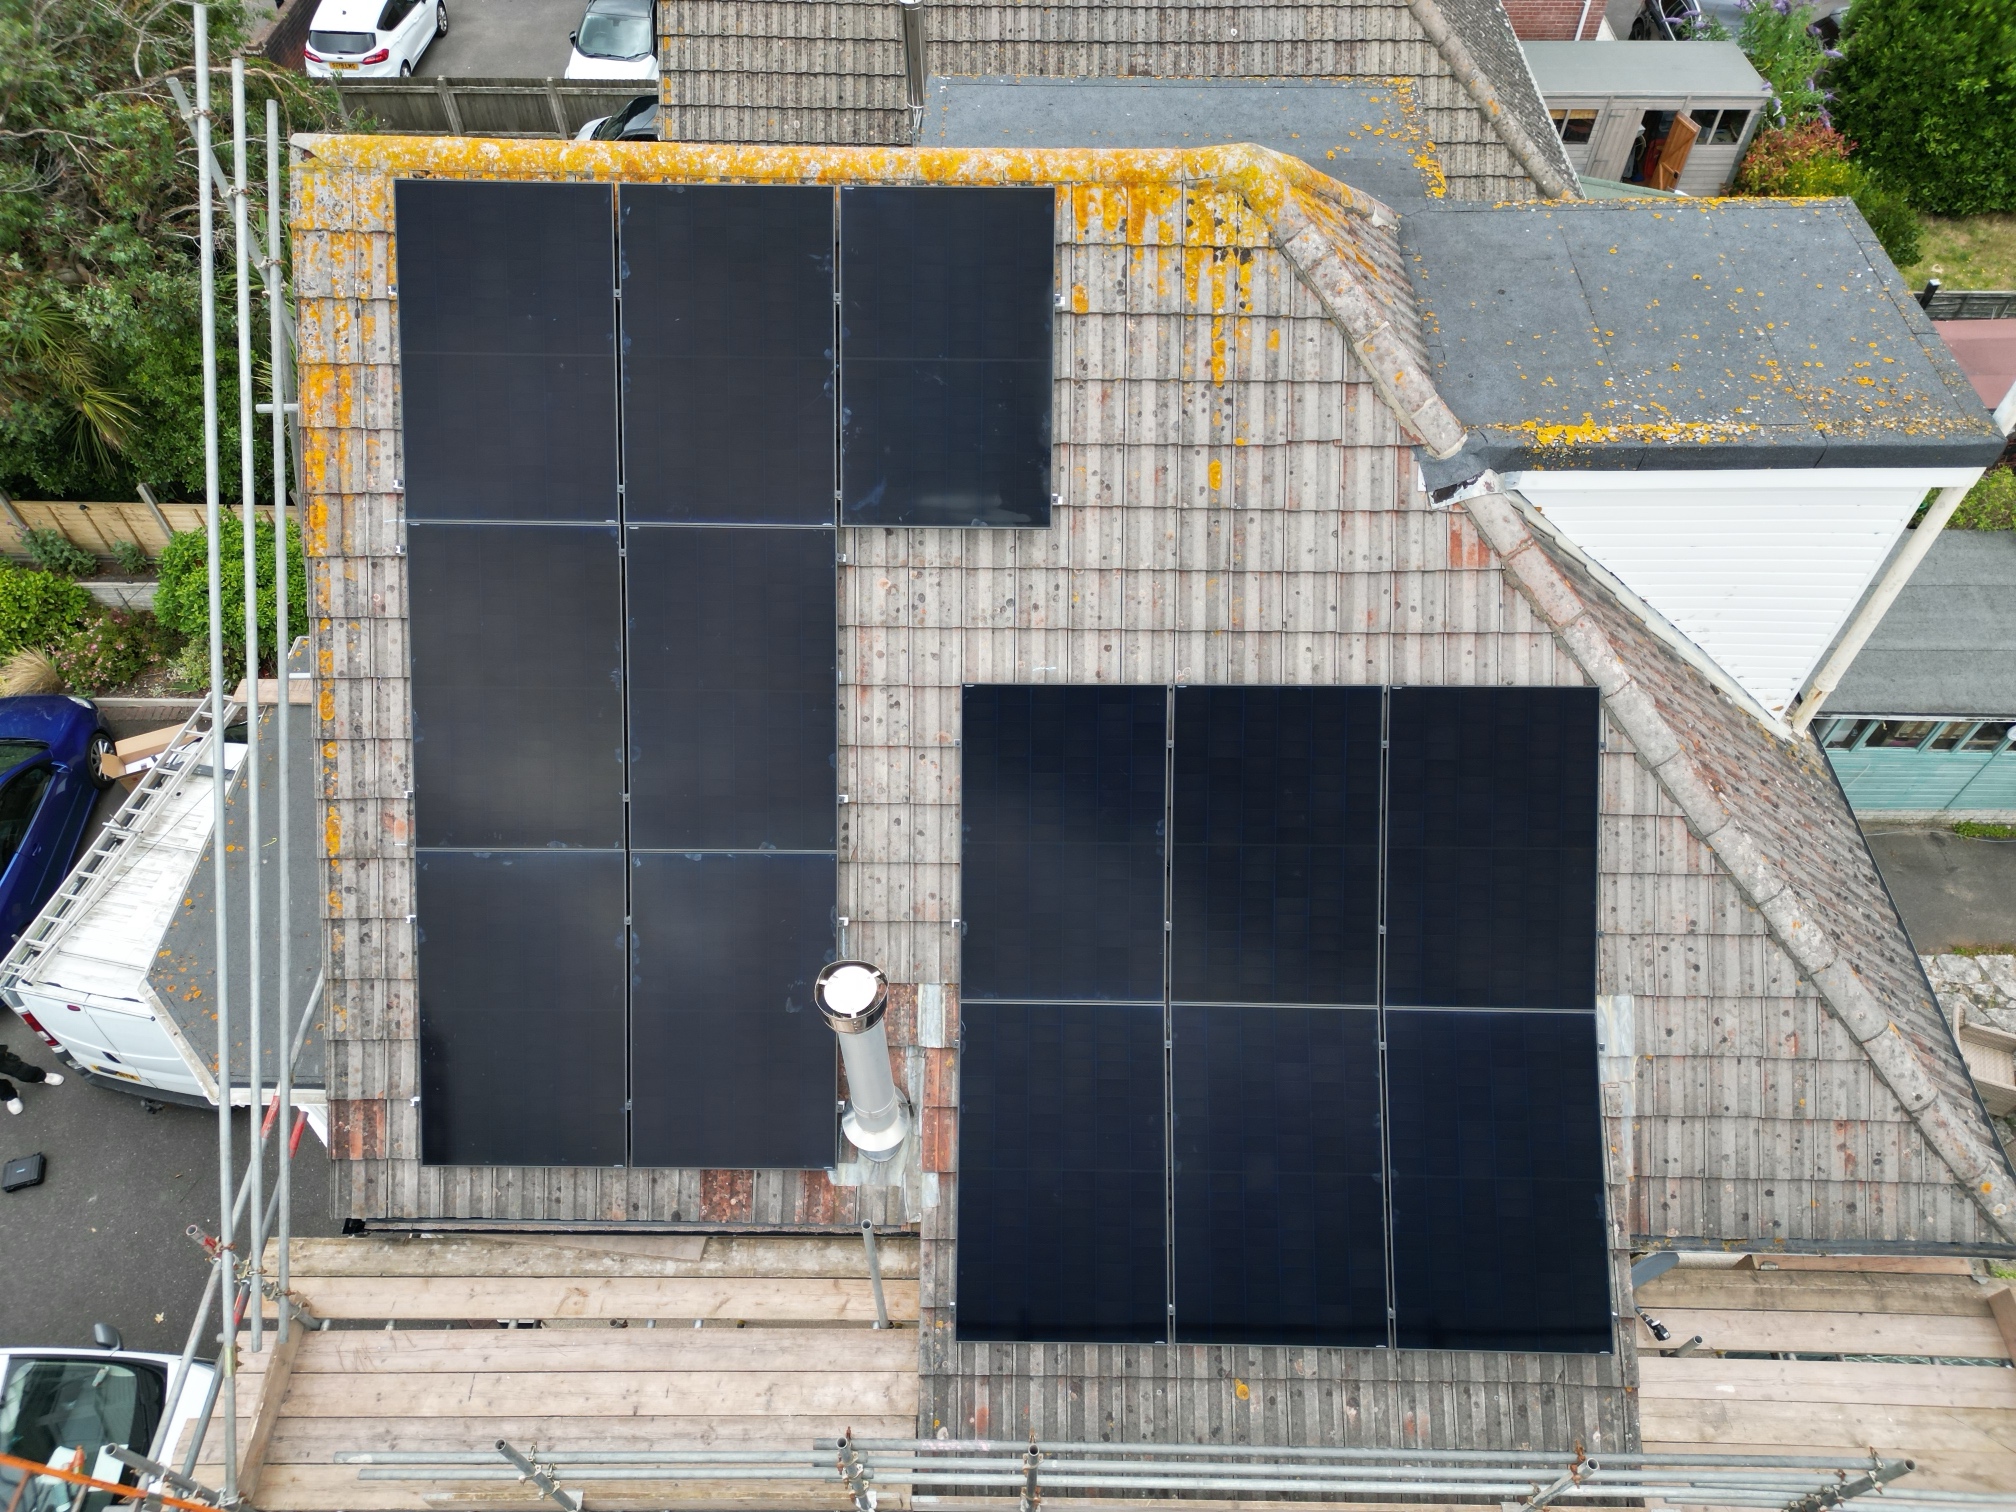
0, 1330, 217, 1512
303, 0, 447, 79
574, 94, 658, 141
565, 0, 657, 80
0, 698, 112, 954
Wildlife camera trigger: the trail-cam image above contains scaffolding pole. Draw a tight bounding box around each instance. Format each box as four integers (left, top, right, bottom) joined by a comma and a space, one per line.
191, 5, 237, 1498
265, 91, 295, 1348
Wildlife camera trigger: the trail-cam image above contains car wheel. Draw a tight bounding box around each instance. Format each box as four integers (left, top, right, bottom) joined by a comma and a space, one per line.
436, 2, 448, 35
400, 59, 413, 76
85, 730, 116, 791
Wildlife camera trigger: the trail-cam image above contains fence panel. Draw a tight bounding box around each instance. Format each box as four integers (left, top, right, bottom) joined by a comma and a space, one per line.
0, 501, 278, 562
335, 77, 647, 137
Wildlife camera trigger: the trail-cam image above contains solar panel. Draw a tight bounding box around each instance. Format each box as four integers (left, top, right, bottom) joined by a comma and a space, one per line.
625, 527, 836, 851
956, 1001, 1168, 1342
1385, 1008, 1612, 1352
395, 180, 618, 523
1171, 1005, 1387, 1345
629, 852, 836, 1168
408, 523, 624, 850
1171, 688, 1381, 1005
961, 685, 1167, 1002
417, 849, 627, 1165
840, 187, 1055, 527
617, 186, 836, 525
1385, 688, 1599, 1008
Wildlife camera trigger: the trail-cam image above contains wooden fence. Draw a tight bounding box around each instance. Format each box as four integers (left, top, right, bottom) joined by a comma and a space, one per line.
333, 77, 648, 137
0, 499, 276, 562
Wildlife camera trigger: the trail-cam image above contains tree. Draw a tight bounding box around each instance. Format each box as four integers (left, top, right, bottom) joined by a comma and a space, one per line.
1829, 0, 2016, 216
1737, 0, 1828, 126
0, 0, 343, 501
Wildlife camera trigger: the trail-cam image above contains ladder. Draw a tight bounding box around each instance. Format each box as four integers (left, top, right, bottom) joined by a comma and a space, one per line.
0, 695, 245, 993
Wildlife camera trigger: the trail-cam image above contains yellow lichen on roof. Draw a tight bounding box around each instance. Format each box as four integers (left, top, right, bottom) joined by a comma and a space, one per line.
1505, 413, 1762, 448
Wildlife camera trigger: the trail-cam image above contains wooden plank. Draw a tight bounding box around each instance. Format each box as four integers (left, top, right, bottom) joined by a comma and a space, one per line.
286, 1326, 920, 1374
275, 1234, 920, 1280
1990, 1285, 2016, 1362
1639, 1355, 2016, 1409
279, 1275, 920, 1322
1637, 1270, 2001, 1316
1738, 1255, 1979, 1275
263, 1414, 916, 1461
251, 1463, 909, 1511
1638, 1397, 2016, 1454
277, 1370, 920, 1418
1633, 1308, 2007, 1357
238, 1323, 308, 1502
1647, 1448, 2016, 1497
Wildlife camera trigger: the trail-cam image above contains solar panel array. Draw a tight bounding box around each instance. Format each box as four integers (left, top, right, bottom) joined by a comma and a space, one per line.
959, 685, 1611, 1352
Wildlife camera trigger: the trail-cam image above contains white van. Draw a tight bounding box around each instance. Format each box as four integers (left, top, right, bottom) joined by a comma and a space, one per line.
0, 1336, 218, 1512
304, 0, 448, 79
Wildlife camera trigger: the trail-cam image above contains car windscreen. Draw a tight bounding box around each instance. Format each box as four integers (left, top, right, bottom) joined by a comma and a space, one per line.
0, 1358, 165, 1512
575, 11, 651, 58
0, 764, 52, 871
309, 29, 377, 53
593, 97, 656, 138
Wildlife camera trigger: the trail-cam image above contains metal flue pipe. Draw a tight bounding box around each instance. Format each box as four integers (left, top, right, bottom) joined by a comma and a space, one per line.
815, 960, 910, 1161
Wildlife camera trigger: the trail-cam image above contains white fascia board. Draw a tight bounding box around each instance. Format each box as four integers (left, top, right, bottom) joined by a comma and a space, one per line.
1502, 467, 1984, 720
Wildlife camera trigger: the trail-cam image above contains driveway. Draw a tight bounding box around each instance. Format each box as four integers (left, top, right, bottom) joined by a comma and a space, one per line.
1865, 824, 2016, 955
417, 0, 587, 78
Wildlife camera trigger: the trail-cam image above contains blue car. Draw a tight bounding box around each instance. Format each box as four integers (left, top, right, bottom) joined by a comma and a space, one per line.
0, 697, 115, 951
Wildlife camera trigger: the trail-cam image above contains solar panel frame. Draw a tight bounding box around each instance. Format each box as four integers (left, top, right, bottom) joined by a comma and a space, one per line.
395, 179, 619, 524
839, 186, 1056, 528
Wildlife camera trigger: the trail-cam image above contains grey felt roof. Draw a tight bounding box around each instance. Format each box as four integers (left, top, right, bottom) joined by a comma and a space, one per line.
1521, 39, 1770, 100
1400, 196, 2009, 482
926, 76, 1450, 206
1830, 530, 2016, 718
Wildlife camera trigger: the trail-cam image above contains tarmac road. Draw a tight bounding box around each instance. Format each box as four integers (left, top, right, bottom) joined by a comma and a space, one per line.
1865, 823, 2016, 955
415, 0, 588, 79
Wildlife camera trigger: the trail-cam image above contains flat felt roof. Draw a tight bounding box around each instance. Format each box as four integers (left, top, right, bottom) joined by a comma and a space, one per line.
925, 76, 1450, 207
1401, 197, 2008, 482
1830, 530, 2016, 717
1521, 40, 1769, 100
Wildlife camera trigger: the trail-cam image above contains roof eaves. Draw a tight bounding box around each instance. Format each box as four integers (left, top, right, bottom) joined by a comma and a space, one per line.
1404, 0, 1579, 200
1461, 477, 2016, 1245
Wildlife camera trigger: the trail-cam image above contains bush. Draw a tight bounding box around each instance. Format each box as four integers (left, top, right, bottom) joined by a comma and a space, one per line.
1830, 0, 2016, 216
0, 563, 92, 655
154, 514, 305, 666
21, 527, 96, 578
110, 539, 150, 575
1734, 122, 1922, 266
48, 606, 179, 694
1738, 0, 1828, 125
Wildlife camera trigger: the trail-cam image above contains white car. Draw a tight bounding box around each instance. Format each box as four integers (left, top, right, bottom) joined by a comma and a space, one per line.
0, 1331, 219, 1512
565, 0, 657, 81
303, 0, 447, 79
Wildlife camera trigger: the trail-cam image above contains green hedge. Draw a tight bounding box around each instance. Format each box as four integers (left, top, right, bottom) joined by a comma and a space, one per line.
0, 563, 92, 656
154, 515, 305, 665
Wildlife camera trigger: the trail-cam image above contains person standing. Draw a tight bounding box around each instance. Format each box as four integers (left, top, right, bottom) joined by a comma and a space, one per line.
0, 1042, 63, 1114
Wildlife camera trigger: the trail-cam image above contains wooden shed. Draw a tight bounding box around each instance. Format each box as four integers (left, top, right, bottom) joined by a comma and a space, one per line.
1523, 40, 1770, 193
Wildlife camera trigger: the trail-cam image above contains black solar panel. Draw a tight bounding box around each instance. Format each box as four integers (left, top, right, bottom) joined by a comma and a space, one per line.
617, 186, 836, 525
1171, 688, 1381, 1005
1385, 688, 1599, 1008
956, 1001, 1168, 1342
840, 187, 1055, 527
395, 180, 618, 523
1172, 1006, 1387, 1345
629, 852, 836, 1169
408, 523, 624, 850
1385, 1008, 1612, 1352
961, 685, 1167, 1002
417, 850, 627, 1165
625, 527, 836, 851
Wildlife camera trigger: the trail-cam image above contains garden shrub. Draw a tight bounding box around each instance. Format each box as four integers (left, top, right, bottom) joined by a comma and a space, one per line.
49, 606, 180, 694
0, 563, 91, 655
154, 514, 304, 665
1734, 122, 1922, 267
1738, 0, 1828, 125
110, 539, 150, 575
1950, 467, 2016, 530
1829, 0, 2016, 217
22, 527, 97, 578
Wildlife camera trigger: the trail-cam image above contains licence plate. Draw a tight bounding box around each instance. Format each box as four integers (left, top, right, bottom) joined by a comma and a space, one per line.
329, 60, 359, 69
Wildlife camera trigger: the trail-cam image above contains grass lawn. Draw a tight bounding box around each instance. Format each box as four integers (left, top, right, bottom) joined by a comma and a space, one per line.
1898, 213, 2016, 290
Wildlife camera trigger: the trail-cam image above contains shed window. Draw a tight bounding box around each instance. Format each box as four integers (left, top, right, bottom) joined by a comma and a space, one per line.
1824, 718, 1874, 749
1965, 721, 2016, 751
1865, 719, 1941, 749
1930, 722, 1974, 751
1690, 108, 1749, 145
1550, 109, 1598, 144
